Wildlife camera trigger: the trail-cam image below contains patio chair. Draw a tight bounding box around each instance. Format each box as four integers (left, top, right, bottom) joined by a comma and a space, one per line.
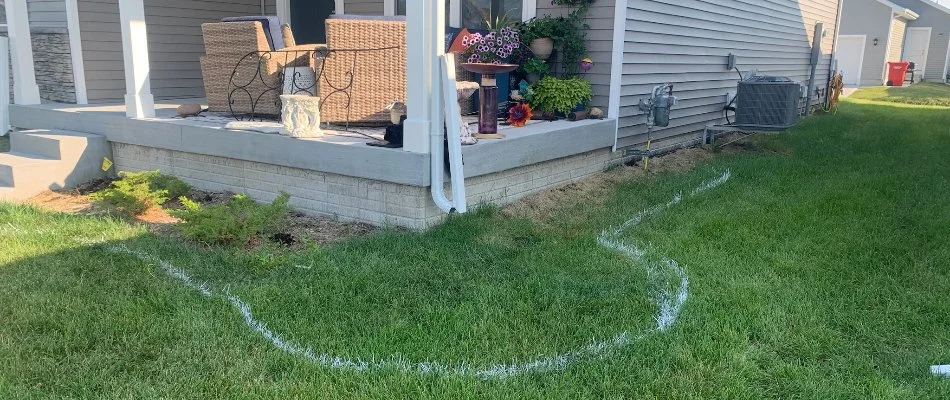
321, 15, 479, 125
200, 20, 326, 117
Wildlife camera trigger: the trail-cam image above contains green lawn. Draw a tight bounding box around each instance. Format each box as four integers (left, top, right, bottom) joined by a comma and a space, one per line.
849, 82, 950, 107
2, 96, 950, 398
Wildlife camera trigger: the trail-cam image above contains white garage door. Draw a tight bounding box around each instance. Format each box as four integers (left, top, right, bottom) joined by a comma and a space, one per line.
837, 35, 866, 86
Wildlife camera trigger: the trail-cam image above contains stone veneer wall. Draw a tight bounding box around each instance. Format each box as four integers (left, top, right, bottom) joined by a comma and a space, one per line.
31, 30, 75, 103
1, 30, 76, 104
112, 142, 613, 229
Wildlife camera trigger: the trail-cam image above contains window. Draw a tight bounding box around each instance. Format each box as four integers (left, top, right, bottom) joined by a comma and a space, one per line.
461, 0, 522, 29
394, 0, 526, 28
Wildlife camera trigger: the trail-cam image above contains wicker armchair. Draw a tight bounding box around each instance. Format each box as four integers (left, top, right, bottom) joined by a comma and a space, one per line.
320, 15, 479, 125
321, 16, 406, 125
200, 21, 324, 116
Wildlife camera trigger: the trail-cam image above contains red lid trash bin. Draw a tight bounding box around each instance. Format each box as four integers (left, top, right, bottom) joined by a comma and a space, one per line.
886, 61, 910, 86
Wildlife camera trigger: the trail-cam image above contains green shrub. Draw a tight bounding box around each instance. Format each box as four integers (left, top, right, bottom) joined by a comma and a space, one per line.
91, 170, 191, 216
172, 192, 292, 247
530, 76, 593, 114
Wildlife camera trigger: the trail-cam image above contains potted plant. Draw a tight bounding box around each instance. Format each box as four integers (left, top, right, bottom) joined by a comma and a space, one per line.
521, 58, 549, 83
529, 76, 593, 119
519, 16, 558, 60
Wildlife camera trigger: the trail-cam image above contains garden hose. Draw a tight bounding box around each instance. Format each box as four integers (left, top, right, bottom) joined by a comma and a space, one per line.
824, 72, 844, 114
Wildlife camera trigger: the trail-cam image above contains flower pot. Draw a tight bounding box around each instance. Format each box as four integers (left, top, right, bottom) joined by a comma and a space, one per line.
529, 38, 554, 60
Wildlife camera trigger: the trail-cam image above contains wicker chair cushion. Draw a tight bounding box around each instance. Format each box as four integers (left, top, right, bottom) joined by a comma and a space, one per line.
221, 16, 284, 50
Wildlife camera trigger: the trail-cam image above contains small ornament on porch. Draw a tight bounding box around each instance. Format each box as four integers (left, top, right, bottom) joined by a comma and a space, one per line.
280, 94, 323, 138
580, 57, 594, 72
507, 103, 533, 127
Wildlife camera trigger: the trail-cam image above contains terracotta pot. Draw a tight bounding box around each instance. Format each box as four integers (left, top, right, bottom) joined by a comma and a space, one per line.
529, 38, 554, 60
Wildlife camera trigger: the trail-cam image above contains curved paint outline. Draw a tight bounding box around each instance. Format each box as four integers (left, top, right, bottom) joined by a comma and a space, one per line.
103, 170, 731, 380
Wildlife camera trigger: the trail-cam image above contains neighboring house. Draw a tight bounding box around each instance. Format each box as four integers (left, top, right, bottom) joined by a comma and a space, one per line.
890, 0, 950, 83
3, 0, 843, 228
838, 0, 919, 86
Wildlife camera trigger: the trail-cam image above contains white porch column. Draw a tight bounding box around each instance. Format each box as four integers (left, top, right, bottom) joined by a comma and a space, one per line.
118, 0, 155, 118
403, 0, 431, 153
5, 0, 41, 105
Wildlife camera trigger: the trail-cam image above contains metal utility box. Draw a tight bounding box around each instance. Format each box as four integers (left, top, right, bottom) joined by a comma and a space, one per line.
735, 76, 801, 130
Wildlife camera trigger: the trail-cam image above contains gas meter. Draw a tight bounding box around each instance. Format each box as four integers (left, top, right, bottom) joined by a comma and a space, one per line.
638, 84, 677, 128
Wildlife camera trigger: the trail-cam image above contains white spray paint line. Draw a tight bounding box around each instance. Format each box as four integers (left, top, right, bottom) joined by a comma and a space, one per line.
933, 365, 950, 377
90, 170, 731, 380
107, 244, 212, 298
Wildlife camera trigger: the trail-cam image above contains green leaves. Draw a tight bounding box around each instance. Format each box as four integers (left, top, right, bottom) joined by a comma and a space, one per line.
171, 192, 292, 247
530, 76, 593, 114
90, 170, 191, 217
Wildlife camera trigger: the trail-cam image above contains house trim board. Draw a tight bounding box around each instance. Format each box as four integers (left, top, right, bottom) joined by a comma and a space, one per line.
4, 0, 40, 105
65, 0, 89, 104
838, 35, 867, 86
944, 36, 950, 82
830, 0, 845, 75
883, 16, 895, 84
607, 0, 625, 150
905, 27, 932, 78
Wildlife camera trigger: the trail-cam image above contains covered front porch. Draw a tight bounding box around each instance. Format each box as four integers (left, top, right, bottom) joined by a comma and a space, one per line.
3, 0, 619, 227
10, 98, 616, 228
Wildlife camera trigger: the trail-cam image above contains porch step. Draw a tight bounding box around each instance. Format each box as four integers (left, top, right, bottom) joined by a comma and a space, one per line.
0, 130, 112, 202
0, 152, 59, 200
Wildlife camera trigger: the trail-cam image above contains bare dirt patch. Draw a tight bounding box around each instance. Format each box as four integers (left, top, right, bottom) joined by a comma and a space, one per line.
503, 146, 716, 222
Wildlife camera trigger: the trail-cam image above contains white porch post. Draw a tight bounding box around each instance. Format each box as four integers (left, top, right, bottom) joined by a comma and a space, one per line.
5, 0, 41, 105
118, 0, 155, 118
403, 0, 431, 153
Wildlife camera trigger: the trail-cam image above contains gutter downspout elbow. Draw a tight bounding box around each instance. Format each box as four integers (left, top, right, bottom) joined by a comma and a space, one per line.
431, 54, 468, 215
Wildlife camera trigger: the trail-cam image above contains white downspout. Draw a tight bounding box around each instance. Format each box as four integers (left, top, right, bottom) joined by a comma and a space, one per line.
431, 55, 468, 214
429, 0, 467, 214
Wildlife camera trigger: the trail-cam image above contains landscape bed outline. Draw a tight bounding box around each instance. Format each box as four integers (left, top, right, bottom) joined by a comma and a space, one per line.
79, 170, 732, 379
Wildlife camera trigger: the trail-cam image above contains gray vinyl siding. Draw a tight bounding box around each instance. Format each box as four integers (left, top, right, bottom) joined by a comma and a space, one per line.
28, 0, 68, 29
78, 0, 277, 103
345, 0, 385, 15
888, 18, 906, 62
535, 1, 615, 110
839, 0, 892, 85
616, 0, 840, 149
890, 0, 950, 81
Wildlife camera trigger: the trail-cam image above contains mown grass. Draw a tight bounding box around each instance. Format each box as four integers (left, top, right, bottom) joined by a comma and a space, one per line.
1, 96, 949, 398
849, 82, 950, 107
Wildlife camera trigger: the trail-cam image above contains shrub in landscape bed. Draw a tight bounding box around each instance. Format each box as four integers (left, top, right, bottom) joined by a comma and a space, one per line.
90, 170, 191, 216
172, 192, 291, 247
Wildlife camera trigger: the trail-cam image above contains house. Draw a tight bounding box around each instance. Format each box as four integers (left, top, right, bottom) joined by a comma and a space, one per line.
889, 0, 950, 83
837, 0, 920, 86
2, 0, 842, 229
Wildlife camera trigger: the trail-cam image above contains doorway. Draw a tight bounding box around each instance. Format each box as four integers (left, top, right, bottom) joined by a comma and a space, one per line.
289, 0, 335, 44
836, 35, 866, 86
903, 27, 931, 83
